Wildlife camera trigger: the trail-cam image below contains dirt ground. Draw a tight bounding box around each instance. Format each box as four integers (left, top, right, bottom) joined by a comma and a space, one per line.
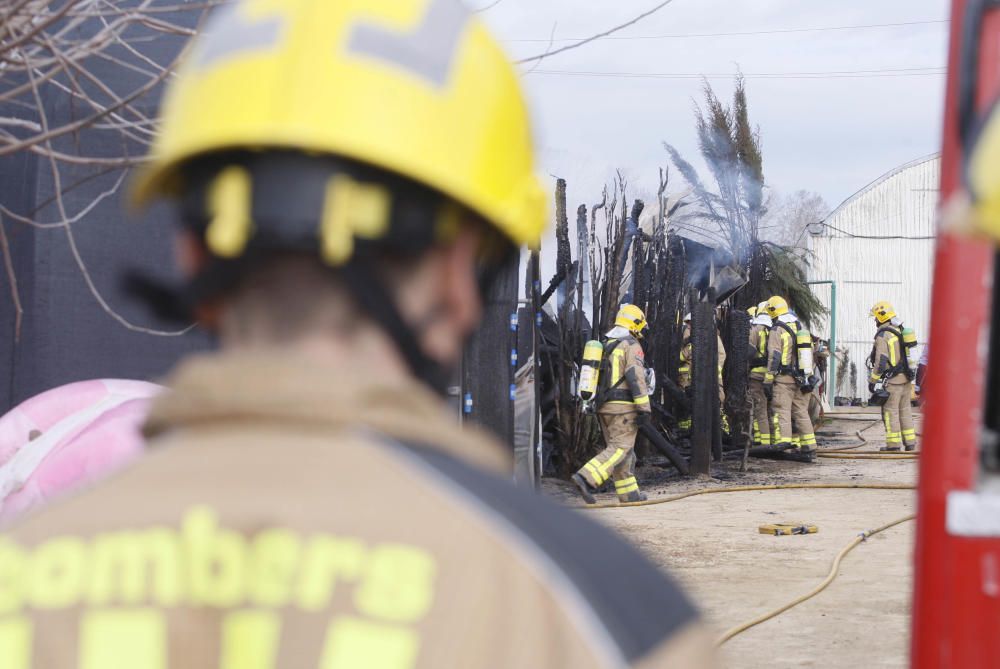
545, 409, 920, 668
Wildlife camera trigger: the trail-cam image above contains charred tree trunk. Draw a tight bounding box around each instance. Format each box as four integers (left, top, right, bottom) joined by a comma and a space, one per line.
726, 310, 752, 470
690, 290, 716, 475
554, 178, 571, 310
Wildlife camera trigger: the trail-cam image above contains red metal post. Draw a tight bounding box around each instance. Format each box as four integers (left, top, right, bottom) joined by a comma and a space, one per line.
911, 1, 1000, 666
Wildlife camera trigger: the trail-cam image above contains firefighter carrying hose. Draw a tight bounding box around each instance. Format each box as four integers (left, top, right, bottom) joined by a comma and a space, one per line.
573, 305, 652, 505
868, 301, 919, 451
0, 2, 715, 667
763, 296, 818, 452
748, 302, 773, 446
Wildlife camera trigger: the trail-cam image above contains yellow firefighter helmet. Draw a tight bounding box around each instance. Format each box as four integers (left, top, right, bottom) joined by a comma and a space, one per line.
766, 296, 788, 318
131, 0, 546, 254
615, 304, 648, 337
870, 301, 896, 324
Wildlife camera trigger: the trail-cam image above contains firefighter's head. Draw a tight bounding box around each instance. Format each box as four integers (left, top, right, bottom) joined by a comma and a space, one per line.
130, 0, 545, 391
870, 301, 896, 325
615, 304, 648, 338
765, 296, 788, 318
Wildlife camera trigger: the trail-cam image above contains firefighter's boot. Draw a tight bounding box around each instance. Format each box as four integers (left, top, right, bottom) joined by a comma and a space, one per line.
622, 490, 647, 503
572, 473, 596, 504
880, 445, 902, 452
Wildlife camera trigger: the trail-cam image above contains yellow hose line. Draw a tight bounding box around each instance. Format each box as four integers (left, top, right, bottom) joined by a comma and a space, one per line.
717, 513, 916, 645
582, 482, 915, 510
816, 452, 918, 459
819, 448, 919, 454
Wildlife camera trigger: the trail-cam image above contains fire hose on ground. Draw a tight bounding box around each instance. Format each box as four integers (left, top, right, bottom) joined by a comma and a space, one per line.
816, 452, 918, 459
577, 482, 915, 510
716, 512, 916, 645
574, 483, 917, 645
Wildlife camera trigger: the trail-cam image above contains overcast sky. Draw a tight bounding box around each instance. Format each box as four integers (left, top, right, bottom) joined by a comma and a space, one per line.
475, 0, 950, 214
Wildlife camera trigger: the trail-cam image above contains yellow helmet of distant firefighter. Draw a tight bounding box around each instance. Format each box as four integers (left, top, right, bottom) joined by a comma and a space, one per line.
747, 306, 758, 317
130, 0, 547, 256
870, 301, 896, 324
615, 304, 648, 337
766, 296, 788, 318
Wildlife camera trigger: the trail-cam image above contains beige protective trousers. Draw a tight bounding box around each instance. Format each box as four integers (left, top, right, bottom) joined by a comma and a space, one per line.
771, 378, 816, 449
578, 413, 640, 500
749, 378, 772, 445
882, 381, 916, 448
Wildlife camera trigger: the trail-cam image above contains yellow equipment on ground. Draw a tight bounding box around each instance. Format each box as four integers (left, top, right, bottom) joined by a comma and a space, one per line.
759, 523, 819, 536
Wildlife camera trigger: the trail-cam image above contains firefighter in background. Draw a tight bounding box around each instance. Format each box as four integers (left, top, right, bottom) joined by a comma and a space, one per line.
677, 314, 693, 431
0, 2, 716, 667
915, 343, 929, 404
807, 334, 830, 425
868, 301, 918, 451
573, 304, 652, 504
677, 311, 729, 433
763, 296, 817, 451
748, 302, 773, 446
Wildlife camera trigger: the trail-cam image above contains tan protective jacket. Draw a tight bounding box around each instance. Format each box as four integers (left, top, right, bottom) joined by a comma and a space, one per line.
765, 315, 803, 384
678, 325, 726, 389
870, 324, 910, 386
0, 351, 712, 669
748, 323, 769, 381
598, 335, 652, 415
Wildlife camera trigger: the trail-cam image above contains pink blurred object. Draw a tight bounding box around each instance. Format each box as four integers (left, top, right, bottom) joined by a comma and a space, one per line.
0, 379, 163, 522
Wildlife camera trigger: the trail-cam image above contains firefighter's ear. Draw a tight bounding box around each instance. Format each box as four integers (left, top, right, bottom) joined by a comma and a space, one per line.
395, 225, 483, 367
176, 229, 209, 278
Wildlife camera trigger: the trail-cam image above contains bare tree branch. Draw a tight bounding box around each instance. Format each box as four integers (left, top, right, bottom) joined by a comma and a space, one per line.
521, 22, 557, 76
517, 0, 678, 64
1, 0, 209, 337
472, 0, 504, 13
0, 215, 24, 341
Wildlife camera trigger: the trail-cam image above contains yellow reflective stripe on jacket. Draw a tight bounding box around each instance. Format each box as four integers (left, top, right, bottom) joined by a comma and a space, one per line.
780, 329, 793, 366
632, 394, 649, 405
611, 348, 625, 386
888, 332, 898, 367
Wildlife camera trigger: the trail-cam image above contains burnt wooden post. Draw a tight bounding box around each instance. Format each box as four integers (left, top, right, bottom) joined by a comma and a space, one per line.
690, 290, 716, 475
727, 310, 752, 470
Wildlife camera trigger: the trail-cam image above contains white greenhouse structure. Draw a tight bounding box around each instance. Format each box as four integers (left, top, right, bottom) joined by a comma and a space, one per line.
806, 154, 938, 402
